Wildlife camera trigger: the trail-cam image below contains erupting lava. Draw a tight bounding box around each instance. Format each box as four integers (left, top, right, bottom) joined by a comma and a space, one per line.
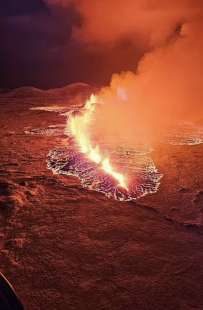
66, 94, 128, 190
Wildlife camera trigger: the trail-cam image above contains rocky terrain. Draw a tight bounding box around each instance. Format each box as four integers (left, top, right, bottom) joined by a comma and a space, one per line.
0, 84, 203, 310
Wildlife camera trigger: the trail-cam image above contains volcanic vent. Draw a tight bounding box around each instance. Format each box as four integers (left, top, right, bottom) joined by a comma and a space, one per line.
47, 94, 162, 201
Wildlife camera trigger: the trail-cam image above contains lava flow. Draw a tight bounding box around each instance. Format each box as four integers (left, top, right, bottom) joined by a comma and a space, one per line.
66, 94, 128, 191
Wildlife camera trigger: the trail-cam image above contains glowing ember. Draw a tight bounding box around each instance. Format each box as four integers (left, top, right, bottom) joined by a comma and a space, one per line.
66, 94, 128, 190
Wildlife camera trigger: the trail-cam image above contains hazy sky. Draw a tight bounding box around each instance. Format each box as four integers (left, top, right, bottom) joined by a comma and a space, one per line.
1, 0, 145, 89
2, 0, 202, 93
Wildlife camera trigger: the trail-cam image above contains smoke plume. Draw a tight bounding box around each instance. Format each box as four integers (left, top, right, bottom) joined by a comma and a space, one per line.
46, 0, 203, 144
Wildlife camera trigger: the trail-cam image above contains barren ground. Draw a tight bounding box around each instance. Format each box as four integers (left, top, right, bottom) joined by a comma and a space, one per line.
0, 86, 203, 310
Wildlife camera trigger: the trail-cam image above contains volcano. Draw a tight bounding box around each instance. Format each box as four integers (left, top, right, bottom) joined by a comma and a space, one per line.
0, 84, 203, 310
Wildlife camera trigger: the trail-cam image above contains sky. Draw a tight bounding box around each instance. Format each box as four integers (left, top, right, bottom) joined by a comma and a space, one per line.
1, 0, 203, 96
1, 0, 145, 89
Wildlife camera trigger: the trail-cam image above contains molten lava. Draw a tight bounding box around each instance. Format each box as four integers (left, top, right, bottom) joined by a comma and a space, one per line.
67, 94, 128, 190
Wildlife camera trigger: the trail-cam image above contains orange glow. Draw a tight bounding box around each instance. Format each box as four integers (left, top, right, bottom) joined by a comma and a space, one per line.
67, 94, 128, 190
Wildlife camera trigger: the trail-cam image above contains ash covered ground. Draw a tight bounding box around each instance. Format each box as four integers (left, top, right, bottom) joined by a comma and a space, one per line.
0, 84, 203, 310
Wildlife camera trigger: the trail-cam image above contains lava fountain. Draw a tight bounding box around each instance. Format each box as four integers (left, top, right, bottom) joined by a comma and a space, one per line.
66, 94, 128, 191
47, 93, 162, 201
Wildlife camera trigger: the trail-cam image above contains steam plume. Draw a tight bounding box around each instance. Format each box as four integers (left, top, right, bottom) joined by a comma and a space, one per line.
46, 0, 203, 144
